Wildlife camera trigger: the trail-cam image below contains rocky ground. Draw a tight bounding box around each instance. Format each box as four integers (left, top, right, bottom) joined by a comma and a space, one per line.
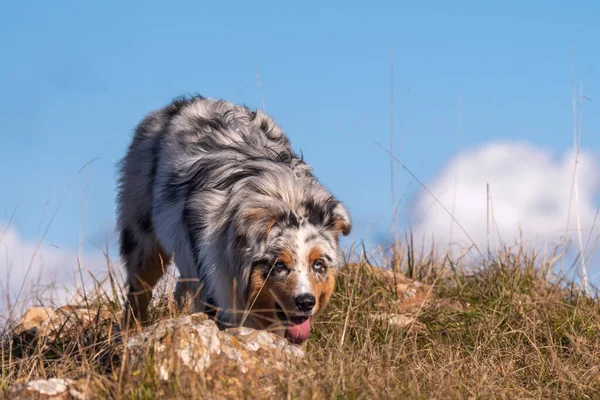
3, 252, 600, 399
9, 312, 306, 399
5, 263, 433, 399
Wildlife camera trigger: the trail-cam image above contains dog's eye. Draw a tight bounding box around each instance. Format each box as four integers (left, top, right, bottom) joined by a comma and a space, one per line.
274, 260, 288, 271
313, 260, 327, 274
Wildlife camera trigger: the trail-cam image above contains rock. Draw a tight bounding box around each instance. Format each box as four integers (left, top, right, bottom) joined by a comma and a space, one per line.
17, 307, 58, 332
347, 264, 432, 333
7, 305, 119, 399
8, 310, 305, 398
124, 313, 305, 396
369, 313, 415, 328
347, 263, 434, 311
8, 378, 90, 400
369, 313, 425, 332
13, 304, 116, 341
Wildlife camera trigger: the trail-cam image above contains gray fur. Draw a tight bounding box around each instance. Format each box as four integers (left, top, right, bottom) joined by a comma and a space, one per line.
117, 95, 351, 329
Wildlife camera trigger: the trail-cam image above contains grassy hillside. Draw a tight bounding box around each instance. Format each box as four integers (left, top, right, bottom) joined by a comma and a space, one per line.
2, 242, 600, 399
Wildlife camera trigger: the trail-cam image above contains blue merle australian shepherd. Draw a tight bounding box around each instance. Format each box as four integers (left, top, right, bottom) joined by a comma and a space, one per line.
117, 95, 351, 344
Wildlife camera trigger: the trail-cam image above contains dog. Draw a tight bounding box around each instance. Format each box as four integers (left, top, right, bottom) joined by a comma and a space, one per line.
116, 94, 351, 344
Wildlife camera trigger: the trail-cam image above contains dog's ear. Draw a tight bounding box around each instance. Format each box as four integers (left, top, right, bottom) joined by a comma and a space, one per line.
328, 200, 352, 236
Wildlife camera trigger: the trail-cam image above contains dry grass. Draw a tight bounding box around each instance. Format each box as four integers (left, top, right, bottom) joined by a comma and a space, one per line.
2, 240, 600, 399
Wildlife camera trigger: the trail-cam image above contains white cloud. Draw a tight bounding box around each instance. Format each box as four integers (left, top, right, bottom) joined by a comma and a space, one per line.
412, 142, 600, 265
0, 225, 122, 320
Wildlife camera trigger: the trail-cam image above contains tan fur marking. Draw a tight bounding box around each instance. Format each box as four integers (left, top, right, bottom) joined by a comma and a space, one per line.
309, 268, 336, 317
332, 219, 351, 235
246, 266, 276, 329
123, 245, 171, 330
241, 208, 268, 224
277, 251, 294, 267
266, 218, 278, 236
308, 246, 324, 265
241, 208, 279, 238
246, 262, 299, 330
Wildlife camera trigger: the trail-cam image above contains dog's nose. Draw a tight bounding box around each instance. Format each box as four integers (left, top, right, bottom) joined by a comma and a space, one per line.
294, 293, 316, 312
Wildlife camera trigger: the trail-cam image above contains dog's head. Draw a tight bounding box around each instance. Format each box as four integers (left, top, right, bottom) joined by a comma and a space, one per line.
242, 195, 351, 344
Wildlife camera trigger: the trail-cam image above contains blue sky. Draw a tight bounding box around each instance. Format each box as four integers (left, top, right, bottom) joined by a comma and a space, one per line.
1, 1, 599, 284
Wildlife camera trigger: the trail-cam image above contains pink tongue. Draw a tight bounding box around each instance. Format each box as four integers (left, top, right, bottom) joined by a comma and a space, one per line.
284, 319, 311, 344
